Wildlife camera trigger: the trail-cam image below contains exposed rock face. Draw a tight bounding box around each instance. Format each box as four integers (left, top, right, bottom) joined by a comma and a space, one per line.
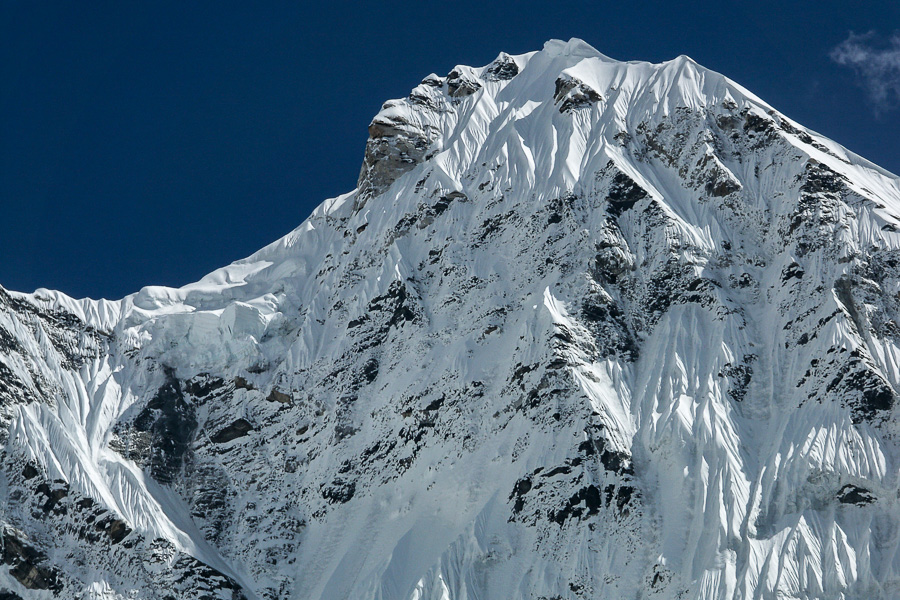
356, 107, 435, 206
553, 73, 602, 112
484, 52, 519, 81
355, 60, 505, 206
0, 527, 62, 593
2, 38, 900, 599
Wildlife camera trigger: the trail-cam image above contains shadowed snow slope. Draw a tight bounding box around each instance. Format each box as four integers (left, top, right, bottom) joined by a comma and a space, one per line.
2, 38, 900, 599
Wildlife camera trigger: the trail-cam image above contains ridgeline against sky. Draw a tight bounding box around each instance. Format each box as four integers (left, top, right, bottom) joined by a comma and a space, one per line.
1, 0, 898, 299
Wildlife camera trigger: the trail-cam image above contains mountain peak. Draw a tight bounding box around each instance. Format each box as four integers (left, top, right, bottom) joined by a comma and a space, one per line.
354, 40, 785, 210
541, 37, 608, 59
4, 41, 900, 600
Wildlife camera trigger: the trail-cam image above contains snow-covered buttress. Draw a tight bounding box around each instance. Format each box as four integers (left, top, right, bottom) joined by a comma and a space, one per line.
1, 38, 900, 599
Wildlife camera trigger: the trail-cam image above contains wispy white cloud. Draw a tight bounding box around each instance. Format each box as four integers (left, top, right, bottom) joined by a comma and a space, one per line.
831, 31, 900, 114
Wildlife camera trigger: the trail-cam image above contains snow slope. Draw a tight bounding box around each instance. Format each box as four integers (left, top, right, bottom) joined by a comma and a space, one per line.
2, 38, 900, 599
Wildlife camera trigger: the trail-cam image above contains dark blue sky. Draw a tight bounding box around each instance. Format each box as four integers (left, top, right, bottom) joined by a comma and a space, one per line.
2, 1, 899, 299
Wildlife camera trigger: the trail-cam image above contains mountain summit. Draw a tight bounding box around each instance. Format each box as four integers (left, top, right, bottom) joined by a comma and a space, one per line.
2, 38, 900, 599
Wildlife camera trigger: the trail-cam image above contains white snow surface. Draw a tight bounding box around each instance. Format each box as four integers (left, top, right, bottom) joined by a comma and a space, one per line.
2, 38, 900, 599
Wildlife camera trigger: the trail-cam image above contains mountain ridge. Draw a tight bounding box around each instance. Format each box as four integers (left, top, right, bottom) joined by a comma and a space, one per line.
1, 38, 900, 599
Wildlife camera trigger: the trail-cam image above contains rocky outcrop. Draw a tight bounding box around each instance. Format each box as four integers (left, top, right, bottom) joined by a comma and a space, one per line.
0, 528, 62, 593
356, 108, 435, 205
553, 73, 602, 112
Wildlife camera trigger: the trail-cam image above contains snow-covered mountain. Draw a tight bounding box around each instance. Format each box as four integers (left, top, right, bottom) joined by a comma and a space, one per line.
2, 37, 900, 599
